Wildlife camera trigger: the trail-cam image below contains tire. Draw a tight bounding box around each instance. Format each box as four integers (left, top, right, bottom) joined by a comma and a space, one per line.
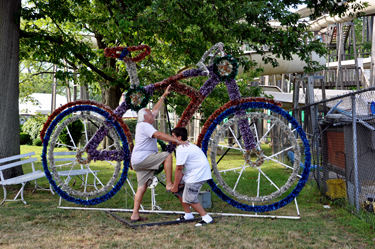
41, 105, 130, 205
200, 101, 311, 212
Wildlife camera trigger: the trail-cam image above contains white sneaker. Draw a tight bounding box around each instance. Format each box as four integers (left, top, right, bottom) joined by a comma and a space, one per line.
195, 219, 214, 227
176, 214, 194, 221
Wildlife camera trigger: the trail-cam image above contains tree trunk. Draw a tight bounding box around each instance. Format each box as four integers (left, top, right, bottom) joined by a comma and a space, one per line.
100, 83, 123, 149
0, 0, 23, 178
101, 84, 123, 112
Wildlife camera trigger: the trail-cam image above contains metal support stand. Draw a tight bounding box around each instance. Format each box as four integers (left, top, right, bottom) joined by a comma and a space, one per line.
58, 177, 144, 210
59, 206, 301, 220
145, 175, 164, 211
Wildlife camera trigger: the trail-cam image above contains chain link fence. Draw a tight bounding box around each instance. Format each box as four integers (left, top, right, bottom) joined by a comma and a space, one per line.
300, 81, 375, 226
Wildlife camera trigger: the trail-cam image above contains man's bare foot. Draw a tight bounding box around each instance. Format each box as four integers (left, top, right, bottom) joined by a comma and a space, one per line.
130, 216, 148, 222
166, 183, 173, 193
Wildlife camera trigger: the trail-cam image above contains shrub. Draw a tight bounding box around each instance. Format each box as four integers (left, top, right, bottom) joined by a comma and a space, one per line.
58, 119, 84, 150
33, 138, 42, 146
124, 118, 137, 138
22, 114, 48, 141
20, 132, 31, 145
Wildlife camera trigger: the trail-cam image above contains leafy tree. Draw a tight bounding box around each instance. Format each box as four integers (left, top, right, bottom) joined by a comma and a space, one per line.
0, 0, 366, 179
19, 61, 63, 97
58, 119, 84, 150
19, 0, 367, 114
22, 114, 48, 141
0, 0, 22, 179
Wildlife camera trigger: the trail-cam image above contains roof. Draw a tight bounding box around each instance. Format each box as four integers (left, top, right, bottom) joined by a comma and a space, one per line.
19, 93, 68, 115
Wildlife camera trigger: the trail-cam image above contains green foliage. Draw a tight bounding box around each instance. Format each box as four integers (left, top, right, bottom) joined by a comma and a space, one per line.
363, 41, 372, 51
33, 138, 42, 146
124, 119, 137, 138
20, 132, 31, 145
19, 0, 367, 116
22, 115, 48, 141
58, 119, 84, 150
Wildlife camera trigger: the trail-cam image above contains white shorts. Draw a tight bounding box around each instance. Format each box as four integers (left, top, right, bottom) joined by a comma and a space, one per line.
132, 152, 169, 187
174, 180, 206, 204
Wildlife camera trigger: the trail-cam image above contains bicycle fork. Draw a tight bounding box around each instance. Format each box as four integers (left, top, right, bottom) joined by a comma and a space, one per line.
224, 78, 257, 150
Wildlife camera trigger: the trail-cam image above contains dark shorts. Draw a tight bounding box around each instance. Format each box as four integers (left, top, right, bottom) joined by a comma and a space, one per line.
174, 180, 206, 204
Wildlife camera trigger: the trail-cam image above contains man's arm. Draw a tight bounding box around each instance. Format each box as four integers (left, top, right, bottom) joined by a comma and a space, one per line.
153, 131, 189, 146
152, 85, 171, 117
171, 165, 183, 193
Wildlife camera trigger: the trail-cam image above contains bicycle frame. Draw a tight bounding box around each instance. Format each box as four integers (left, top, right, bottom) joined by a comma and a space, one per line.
40, 43, 311, 212
41, 43, 282, 163
82, 44, 281, 162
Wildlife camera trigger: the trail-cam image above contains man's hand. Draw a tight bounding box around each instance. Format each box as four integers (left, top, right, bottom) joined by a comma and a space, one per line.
173, 165, 184, 193
177, 140, 190, 147
171, 184, 179, 193
163, 84, 171, 97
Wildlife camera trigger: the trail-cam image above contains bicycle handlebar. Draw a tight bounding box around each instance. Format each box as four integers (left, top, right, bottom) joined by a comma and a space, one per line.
105, 43, 226, 77
196, 42, 225, 75
104, 45, 151, 62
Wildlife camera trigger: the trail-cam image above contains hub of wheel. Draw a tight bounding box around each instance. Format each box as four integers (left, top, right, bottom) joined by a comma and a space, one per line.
76, 148, 91, 164
243, 148, 266, 168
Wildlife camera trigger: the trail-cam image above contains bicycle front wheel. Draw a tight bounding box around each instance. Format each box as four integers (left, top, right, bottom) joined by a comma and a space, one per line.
41, 104, 131, 205
200, 101, 311, 213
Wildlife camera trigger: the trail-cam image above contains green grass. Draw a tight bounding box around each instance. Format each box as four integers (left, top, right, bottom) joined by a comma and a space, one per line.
0, 145, 374, 248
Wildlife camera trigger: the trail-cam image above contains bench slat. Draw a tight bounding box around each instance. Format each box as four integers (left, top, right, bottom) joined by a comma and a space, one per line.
0, 152, 36, 164
54, 152, 77, 156
54, 158, 76, 162
0, 170, 45, 185
57, 169, 100, 177
0, 158, 38, 171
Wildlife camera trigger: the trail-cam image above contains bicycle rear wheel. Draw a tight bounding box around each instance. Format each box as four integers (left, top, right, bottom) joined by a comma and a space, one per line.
200, 101, 311, 212
41, 105, 130, 205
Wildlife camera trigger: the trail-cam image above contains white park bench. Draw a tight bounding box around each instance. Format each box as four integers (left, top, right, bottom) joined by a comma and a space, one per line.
0, 152, 53, 205
53, 151, 100, 205
53, 151, 99, 188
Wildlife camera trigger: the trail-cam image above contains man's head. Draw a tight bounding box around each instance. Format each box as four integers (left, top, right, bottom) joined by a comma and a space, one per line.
138, 108, 155, 124
171, 127, 188, 141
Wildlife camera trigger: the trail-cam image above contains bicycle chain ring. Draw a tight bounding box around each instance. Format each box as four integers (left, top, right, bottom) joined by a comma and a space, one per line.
76, 148, 91, 165
125, 85, 150, 111
213, 54, 239, 81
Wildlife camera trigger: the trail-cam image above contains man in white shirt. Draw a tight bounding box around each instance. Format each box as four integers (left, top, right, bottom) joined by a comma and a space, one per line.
171, 127, 214, 227
130, 85, 189, 222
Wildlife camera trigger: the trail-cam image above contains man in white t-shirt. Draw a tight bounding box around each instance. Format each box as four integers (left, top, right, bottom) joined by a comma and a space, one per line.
171, 127, 214, 227
130, 85, 189, 222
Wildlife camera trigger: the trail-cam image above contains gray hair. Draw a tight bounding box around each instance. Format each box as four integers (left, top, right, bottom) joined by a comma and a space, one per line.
137, 108, 148, 122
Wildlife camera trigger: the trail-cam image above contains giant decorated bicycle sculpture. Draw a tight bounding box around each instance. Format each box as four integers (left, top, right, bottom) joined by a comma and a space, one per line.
40, 43, 311, 213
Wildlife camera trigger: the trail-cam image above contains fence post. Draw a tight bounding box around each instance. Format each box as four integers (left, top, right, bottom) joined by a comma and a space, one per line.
351, 94, 360, 212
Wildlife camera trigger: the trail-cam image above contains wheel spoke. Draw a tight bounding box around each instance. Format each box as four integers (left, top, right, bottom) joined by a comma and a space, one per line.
65, 125, 77, 148
233, 165, 245, 191
258, 167, 280, 190
219, 166, 246, 173
228, 126, 244, 150
258, 122, 275, 144
54, 142, 77, 150
84, 119, 89, 144
251, 123, 262, 150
